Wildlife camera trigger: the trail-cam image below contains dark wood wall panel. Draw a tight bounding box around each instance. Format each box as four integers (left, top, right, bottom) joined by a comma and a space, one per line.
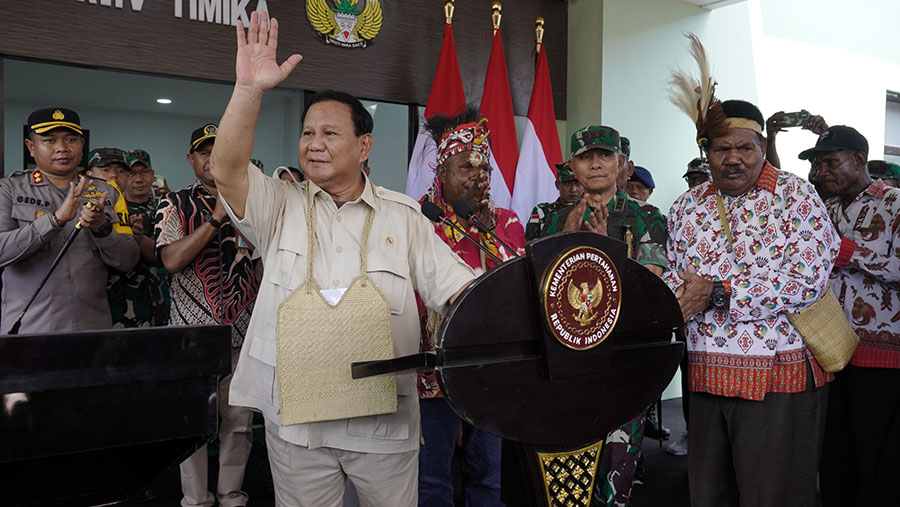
0, 57, 4, 177
0, 0, 567, 119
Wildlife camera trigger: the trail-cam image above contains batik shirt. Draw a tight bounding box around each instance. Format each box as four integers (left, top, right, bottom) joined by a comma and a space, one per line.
417, 204, 526, 399
827, 179, 900, 369
541, 189, 668, 268
663, 163, 838, 400
108, 198, 171, 328
526, 198, 566, 241
155, 180, 259, 348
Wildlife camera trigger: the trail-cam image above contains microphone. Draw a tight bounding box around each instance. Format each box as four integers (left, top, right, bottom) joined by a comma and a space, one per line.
451, 200, 520, 258
421, 201, 503, 264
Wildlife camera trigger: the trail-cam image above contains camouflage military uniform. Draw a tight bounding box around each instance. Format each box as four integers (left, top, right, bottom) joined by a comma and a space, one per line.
107, 198, 170, 328
593, 413, 645, 507
526, 163, 580, 241
525, 198, 565, 241
540, 191, 663, 506
539, 189, 667, 268
541, 126, 667, 506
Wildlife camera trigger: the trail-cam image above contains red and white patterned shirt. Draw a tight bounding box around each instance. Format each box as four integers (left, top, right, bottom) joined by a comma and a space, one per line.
663, 163, 838, 400
827, 179, 900, 369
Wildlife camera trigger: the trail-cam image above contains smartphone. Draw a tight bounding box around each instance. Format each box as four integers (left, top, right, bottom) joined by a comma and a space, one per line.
781, 110, 810, 128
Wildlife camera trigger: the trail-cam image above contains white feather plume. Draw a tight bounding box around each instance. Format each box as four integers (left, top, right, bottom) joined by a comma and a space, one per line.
668, 33, 716, 127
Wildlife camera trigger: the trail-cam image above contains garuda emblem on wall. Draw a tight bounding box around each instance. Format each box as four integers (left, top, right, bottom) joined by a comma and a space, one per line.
307, 0, 383, 48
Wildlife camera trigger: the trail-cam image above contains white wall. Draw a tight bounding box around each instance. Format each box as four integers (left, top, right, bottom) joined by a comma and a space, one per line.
754, 0, 900, 176
362, 100, 410, 193
600, 0, 757, 214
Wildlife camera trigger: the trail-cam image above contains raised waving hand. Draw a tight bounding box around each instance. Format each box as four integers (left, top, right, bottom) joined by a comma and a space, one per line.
235, 11, 303, 93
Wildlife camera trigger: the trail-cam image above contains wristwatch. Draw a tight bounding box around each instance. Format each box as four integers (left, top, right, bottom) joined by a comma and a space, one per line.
204, 213, 223, 230
709, 280, 728, 309
91, 219, 113, 238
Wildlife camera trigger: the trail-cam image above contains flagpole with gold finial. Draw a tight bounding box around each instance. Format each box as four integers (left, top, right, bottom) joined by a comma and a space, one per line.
535, 17, 545, 54
491, 1, 502, 35
444, 0, 454, 24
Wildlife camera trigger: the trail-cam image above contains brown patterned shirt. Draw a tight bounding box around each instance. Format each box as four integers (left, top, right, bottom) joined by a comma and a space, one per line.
155, 180, 259, 347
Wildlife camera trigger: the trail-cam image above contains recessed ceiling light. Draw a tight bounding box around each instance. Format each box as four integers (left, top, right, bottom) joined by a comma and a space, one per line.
157, 98, 173, 104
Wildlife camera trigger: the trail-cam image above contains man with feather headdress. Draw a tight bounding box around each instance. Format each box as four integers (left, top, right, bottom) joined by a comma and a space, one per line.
664, 34, 839, 506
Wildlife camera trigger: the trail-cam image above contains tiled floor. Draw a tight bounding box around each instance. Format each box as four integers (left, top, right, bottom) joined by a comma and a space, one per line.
631, 398, 690, 507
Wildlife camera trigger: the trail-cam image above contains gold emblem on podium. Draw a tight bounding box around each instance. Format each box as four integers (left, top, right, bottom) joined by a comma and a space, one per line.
542, 246, 621, 351
537, 440, 603, 506
307, 0, 383, 48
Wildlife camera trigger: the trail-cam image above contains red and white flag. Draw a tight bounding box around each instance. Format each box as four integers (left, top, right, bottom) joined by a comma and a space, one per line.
479, 28, 518, 209
511, 45, 562, 223
405, 22, 467, 201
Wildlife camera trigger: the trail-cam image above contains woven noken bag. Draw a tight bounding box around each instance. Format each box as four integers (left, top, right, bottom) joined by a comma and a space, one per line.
786, 286, 859, 373
276, 276, 397, 425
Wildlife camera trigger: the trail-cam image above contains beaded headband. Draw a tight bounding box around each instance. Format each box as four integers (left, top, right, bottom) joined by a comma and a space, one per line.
436, 118, 491, 167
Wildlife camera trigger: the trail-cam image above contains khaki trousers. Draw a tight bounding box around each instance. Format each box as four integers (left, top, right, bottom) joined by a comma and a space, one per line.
263, 420, 418, 507
181, 348, 254, 507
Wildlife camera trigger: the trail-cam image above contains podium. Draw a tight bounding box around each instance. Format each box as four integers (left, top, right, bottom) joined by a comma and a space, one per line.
353, 232, 683, 506
0, 325, 231, 506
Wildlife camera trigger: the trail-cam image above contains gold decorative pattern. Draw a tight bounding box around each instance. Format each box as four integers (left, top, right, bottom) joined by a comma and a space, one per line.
537, 440, 603, 506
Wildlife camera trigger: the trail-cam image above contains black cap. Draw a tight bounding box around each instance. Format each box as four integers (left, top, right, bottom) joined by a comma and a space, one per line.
798, 125, 868, 160
189, 123, 217, 152
28, 107, 83, 135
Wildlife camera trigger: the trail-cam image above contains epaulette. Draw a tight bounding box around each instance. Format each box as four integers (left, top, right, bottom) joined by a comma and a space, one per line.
30, 169, 47, 186
374, 186, 421, 211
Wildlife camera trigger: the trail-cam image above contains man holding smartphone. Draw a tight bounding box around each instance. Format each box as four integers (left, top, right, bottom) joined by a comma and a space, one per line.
764, 109, 828, 168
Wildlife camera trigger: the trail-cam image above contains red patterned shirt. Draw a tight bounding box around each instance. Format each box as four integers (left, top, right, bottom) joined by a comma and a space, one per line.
663, 163, 838, 400
828, 180, 900, 369
417, 206, 526, 398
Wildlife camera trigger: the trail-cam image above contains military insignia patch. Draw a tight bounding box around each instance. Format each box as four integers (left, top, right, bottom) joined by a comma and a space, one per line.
542, 246, 622, 351
52, 110, 65, 121
307, 0, 383, 48
35, 210, 47, 219
31, 170, 44, 185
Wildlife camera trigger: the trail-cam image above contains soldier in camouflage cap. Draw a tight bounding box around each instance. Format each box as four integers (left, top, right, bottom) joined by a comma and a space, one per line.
571, 125, 622, 156
106, 148, 170, 329
541, 124, 666, 269
538, 126, 668, 506
541, 126, 665, 257
87, 147, 128, 187
87, 147, 134, 236
617, 136, 636, 189
524, 161, 583, 240
683, 157, 711, 189
868, 160, 900, 188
